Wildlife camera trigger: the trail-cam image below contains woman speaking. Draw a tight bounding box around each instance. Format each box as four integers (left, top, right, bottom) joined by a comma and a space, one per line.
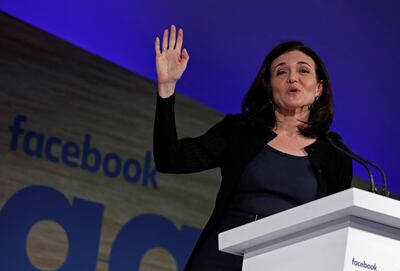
153, 25, 352, 270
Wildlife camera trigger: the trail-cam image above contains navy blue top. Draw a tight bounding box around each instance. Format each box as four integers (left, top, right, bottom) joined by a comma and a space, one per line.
229, 144, 318, 216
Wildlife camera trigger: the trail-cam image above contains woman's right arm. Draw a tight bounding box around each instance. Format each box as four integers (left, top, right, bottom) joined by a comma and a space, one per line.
153, 25, 229, 173
154, 94, 230, 173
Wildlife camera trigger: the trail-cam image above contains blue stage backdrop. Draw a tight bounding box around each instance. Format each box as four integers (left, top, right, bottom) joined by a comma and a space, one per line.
1, 0, 399, 194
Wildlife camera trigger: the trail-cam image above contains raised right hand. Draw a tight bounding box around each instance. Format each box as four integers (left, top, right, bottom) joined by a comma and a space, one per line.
155, 25, 189, 98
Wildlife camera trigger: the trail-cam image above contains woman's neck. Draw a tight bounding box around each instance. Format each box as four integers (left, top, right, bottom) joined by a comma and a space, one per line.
273, 107, 309, 136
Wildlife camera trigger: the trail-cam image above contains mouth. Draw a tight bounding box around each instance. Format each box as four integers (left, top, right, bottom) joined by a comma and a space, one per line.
288, 88, 300, 93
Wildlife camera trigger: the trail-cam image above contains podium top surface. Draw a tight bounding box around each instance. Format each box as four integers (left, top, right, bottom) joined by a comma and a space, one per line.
219, 188, 400, 255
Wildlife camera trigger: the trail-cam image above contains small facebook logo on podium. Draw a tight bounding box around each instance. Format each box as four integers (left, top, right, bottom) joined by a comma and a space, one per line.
351, 258, 378, 270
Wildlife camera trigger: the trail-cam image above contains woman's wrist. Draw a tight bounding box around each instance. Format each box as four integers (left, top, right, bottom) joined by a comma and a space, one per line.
158, 82, 176, 98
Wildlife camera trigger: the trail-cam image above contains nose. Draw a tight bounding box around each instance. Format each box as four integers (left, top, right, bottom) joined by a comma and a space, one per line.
288, 71, 297, 83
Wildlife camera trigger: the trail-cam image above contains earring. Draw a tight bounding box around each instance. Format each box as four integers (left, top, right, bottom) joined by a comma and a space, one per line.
310, 96, 320, 110
269, 98, 275, 111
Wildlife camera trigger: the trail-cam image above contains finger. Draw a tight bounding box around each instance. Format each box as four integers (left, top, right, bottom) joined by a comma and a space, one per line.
162, 28, 168, 51
181, 48, 189, 62
175, 28, 183, 51
155, 37, 161, 55
169, 25, 177, 50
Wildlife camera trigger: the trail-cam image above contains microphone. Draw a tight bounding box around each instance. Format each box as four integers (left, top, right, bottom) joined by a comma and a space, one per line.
326, 132, 389, 197
316, 129, 389, 196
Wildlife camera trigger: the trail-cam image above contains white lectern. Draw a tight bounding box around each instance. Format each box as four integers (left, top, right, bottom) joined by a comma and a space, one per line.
219, 188, 400, 271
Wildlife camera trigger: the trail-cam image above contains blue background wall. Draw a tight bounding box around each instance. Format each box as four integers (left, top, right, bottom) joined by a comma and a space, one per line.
1, 0, 399, 194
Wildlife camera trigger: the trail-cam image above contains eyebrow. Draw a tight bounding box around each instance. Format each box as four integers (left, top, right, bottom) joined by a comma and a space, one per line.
272, 61, 312, 71
298, 61, 312, 68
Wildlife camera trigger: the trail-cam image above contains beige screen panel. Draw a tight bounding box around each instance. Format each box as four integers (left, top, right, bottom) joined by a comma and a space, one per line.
0, 12, 222, 271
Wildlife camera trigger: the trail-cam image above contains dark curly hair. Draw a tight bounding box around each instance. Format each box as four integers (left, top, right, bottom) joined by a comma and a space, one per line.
241, 41, 333, 137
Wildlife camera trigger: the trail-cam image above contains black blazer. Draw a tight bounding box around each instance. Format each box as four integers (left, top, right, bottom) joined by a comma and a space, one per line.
153, 94, 353, 269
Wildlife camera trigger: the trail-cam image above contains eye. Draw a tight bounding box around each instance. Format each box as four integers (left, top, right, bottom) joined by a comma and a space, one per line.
276, 70, 286, 76
300, 68, 310, 74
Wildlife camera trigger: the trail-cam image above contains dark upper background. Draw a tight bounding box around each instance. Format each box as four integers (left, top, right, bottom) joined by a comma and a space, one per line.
1, 0, 399, 195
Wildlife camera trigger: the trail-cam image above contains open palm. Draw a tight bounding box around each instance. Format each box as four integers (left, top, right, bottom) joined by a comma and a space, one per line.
155, 25, 189, 85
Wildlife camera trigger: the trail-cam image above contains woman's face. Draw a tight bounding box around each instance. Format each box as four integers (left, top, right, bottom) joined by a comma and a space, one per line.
270, 50, 322, 112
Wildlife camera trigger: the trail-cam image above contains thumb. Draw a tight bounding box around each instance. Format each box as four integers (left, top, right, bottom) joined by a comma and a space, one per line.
181, 48, 189, 62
